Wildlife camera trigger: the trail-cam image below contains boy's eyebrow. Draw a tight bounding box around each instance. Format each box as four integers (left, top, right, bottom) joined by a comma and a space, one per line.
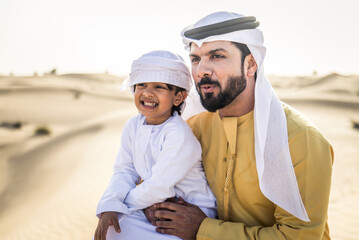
189, 48, 228, 58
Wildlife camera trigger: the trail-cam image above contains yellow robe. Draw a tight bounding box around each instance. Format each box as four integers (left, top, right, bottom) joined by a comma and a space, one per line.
187, 104, 333, 240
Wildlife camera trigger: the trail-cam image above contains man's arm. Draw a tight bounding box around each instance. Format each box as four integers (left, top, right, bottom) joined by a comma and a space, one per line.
146, 127, 333, 240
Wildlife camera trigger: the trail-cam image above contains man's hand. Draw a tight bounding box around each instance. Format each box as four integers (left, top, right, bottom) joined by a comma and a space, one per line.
144, 197, 178, 222
145, 197, 207, 240
94, 211, 121, 240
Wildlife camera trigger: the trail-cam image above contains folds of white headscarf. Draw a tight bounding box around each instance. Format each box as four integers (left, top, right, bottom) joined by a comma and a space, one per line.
182, 13, 310, 222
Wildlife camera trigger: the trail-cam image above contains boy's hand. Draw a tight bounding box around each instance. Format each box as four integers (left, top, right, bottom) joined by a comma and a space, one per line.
94, 211, 121, 240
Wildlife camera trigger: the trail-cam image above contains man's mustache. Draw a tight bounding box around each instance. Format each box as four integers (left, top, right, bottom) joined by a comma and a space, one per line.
196, 76, 221, 88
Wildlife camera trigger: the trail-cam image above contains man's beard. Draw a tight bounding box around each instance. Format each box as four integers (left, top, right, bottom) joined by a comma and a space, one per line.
196, 74, 247, 112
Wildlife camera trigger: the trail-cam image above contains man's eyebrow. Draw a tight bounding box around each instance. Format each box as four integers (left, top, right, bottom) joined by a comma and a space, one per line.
190, 48, 228, 58
208, 48, 228, 55
189, 53, 199, 58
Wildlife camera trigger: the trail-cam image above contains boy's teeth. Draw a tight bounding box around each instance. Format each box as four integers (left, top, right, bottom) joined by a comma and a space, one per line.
144, 102, 156, 106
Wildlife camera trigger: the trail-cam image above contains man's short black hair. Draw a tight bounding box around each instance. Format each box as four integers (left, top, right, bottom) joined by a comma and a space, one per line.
232, 42, 251, 62
232, 42, 257, 80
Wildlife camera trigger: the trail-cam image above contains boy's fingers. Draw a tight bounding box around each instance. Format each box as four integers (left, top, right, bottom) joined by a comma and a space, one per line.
112, 218, 121, 233
101, 224, 109, 240
95, 225, 107, 240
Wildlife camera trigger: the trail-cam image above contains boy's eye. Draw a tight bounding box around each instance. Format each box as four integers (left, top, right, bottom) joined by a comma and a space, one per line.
155, 85, 167, 89
136, 83, 145, 87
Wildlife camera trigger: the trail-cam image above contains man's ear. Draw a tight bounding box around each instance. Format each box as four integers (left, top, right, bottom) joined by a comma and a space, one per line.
174, 91, 188, 106
246, 54, 257, 77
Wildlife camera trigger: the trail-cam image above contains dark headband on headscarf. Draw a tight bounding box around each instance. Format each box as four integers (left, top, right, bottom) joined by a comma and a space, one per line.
183, 16, 260, 40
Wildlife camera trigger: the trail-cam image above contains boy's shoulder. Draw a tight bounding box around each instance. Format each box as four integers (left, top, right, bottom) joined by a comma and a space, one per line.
122, 114, 143, 134
160, 114, 200, 143
163, 113, 191, 132
125, 114, 142, 127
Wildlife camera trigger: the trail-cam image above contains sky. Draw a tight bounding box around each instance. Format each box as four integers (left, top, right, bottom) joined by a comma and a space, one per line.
0, 0, 358, 77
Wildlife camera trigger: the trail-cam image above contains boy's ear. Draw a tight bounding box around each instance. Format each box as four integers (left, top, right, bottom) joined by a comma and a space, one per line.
174, 91, 187, 106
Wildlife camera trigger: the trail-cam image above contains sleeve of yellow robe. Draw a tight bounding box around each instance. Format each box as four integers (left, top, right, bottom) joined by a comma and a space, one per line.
196, 126, 334, 240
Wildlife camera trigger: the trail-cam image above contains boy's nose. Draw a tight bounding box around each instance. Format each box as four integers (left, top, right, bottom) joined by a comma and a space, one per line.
142, 88, 155, 97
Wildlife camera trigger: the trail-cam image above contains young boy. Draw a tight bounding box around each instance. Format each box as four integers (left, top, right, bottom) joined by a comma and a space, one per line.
94, 50, 216, 240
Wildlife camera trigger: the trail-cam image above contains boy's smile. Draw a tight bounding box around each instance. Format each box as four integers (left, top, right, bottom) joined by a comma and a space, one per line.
140, 99, 158, 108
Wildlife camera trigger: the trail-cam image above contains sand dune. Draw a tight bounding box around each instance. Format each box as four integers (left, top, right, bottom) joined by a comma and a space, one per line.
0, 73, 358, 239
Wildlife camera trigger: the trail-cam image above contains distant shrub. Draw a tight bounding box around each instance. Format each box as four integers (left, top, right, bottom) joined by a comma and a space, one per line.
49, 68, 57, 75
44, 68, 57, 76
0, 121, 22, 129
34, 126, 52, 136
352, 120, 359, 130
74, 91, 81, 99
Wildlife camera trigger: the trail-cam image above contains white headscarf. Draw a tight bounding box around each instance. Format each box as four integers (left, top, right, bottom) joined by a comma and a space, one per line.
121, 50, 192, 93
182, 11, 310, 222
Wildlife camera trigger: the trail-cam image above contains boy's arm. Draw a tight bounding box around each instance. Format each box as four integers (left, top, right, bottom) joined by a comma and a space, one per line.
96, 123, 140, 217
124, 126, 201, 211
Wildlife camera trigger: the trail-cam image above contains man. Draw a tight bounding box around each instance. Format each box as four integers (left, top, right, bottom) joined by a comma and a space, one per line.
145, 11, 333, 240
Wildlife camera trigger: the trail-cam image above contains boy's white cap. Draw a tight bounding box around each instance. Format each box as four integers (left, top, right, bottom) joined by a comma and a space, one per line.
121, 50, 192, 93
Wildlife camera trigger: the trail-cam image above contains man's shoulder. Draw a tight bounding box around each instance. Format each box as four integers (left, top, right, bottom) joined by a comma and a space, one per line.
186, 111, 217, 141
187, 111, 216, 127
284, 104, 328, 142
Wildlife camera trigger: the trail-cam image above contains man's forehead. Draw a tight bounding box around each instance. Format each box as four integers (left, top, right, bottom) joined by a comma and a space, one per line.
189, 41, 235, 54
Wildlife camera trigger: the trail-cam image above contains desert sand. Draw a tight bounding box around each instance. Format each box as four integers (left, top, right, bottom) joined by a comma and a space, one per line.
0, 73, 358, 240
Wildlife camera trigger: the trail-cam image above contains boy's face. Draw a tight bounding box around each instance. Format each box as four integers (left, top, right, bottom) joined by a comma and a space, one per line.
134, 82, 184, 125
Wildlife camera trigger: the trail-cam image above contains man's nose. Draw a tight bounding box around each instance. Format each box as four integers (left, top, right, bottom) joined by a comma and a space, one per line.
196, 59, 212, 78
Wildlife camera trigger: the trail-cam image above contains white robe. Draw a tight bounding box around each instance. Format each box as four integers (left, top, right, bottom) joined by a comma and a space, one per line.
96, 113, 217, 239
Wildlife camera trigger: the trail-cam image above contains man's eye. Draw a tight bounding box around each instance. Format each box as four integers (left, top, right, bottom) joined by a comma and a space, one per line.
212, 54, 224, 59
191, 57, 200, 63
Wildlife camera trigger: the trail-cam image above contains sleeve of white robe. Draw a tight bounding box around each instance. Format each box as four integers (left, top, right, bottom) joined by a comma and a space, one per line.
124, 121, 201, 211
96, 119, 141, 217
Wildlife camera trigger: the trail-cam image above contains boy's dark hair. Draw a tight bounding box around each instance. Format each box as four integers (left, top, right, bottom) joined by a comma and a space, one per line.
166, 84, 186, 116
133, 83, 186, 116
232, 42, 257, 80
